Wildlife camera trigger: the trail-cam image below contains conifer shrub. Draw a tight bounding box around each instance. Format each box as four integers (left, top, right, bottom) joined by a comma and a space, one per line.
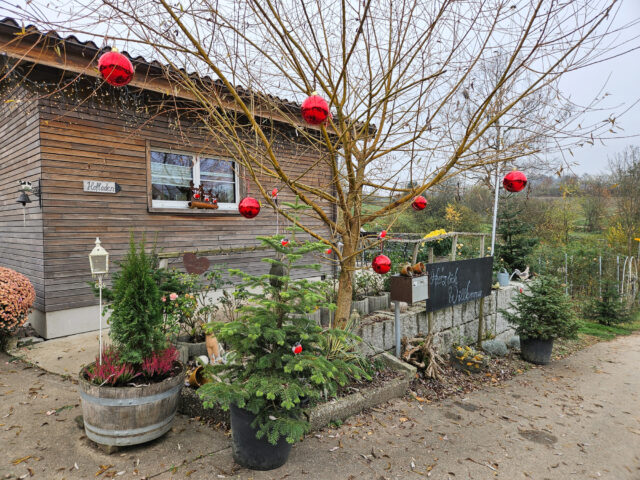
83, 234, 179, 386
108, 234, 166, 365
586, 280, 631, 326
501, 275, 578, 340
198, 200, 370, 445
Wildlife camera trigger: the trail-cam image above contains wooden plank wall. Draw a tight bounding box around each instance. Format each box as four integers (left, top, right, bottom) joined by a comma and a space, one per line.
39, 95, 334, 312
0, 87, 45, 310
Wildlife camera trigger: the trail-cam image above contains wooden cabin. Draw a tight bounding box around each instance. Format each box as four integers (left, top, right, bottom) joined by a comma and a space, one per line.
0, 18, 334, 338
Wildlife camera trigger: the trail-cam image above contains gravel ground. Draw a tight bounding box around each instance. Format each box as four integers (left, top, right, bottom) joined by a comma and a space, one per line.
1, 332, 639, 479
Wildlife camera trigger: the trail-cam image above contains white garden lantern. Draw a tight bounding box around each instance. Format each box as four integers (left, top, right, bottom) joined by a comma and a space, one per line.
89, 238, 109, 364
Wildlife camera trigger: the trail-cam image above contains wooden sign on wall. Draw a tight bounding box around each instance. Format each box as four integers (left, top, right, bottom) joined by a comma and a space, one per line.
424, 256, 494, 312
83, 180, 121, 194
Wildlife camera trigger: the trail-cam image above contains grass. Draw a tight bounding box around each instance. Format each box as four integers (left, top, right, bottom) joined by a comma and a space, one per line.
578, 316, 640, 340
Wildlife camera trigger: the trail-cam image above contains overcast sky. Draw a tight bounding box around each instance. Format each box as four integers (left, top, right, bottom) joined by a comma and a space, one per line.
1, 0, 638, 177
558, 0, 640, 175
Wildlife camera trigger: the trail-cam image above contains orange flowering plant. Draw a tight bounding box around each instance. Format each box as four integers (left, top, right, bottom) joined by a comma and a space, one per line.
0, 267, 36, 341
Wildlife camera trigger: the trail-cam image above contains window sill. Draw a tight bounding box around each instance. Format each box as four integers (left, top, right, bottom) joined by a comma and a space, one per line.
148, 206, 242, 216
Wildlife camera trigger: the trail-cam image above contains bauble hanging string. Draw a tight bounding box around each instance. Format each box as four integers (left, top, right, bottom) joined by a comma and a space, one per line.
271, 187, 279, 235
98, 48, 134, 87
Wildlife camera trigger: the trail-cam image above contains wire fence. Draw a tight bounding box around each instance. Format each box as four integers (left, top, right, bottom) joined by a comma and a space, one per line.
531, 249, 639, 304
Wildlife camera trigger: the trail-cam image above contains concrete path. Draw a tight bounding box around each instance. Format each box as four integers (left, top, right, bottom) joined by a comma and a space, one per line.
1, 333, 640, 479
9, 330, 106, 376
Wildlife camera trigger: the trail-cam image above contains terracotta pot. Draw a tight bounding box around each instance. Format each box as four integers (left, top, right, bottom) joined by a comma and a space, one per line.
400, 265, 413, 277
412, 262, 426, 275
188, 365, 210, 387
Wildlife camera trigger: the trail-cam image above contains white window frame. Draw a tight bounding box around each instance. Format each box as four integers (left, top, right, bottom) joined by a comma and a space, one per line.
150, 147, 239, 211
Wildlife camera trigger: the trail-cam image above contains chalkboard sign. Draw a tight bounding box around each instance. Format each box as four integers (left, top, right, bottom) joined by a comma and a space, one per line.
425, 256, 494, 312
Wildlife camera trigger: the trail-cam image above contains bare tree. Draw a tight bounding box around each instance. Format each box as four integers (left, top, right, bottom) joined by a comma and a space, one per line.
581, 174, 610, 233
609, 146, 640, 255
13, 0, 635, 327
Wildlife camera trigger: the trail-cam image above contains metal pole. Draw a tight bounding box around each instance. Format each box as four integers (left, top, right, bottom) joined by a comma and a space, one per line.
599, 256, 602, 297
98, 274, 103, 366
617, 256, 620, 295
394, 301, 401, 358
564, 252, 568, 295
490, 165, 500, 256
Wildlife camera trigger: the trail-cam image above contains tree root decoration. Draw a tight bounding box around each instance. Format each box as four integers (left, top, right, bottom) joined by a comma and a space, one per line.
401, 334, 444, 381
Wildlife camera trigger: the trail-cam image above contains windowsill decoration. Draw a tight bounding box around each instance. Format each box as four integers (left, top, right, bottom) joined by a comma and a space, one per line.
188, 181, 218, 210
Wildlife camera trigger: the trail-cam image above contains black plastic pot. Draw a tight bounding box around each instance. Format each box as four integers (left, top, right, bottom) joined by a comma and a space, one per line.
520, 338, 554, 365
230, 405, 292, 470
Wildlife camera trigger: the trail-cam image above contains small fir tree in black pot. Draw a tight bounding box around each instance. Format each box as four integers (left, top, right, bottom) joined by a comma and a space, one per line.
198, 200, 369, 470
501, 275, 578, 364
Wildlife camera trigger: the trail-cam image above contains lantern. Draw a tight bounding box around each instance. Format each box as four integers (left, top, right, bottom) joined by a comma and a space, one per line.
411, 195, 427, 211
238, 196, 261, 218
372, 254, 391, 274
98, 49, 134, 87
503, 170, 527, 193
89, 237, 109, 365
89, 237, 109, 276
301, 92, 329, 125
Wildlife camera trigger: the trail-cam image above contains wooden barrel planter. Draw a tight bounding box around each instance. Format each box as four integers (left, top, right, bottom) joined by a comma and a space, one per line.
78, 364, 185, 447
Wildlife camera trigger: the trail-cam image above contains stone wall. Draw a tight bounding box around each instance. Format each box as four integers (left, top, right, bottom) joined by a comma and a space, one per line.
358, 282, 523, 355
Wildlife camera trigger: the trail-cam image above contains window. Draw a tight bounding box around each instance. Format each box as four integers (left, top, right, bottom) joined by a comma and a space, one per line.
150, 149, 238, 210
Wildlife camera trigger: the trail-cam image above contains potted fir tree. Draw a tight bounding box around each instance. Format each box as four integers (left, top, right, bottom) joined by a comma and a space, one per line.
198, 200, 369, 470
501, 275, 578, 365
79, 235, 185, 449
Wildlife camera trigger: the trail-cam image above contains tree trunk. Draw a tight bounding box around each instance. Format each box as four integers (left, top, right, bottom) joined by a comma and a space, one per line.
333, 230, 359, 329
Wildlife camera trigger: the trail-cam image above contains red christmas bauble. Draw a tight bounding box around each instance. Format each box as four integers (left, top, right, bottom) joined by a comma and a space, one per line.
193, 192, 201, 200
372, 255, 391, 274
271, 187, 278, 198
325, 248, 332, 255
412, 195, 427, 211
379, 230, 387, 239
292, 343, 303, 355
503, 170, 527, 193
281, 239, 290, 246
301, 92, 329, 125
238, 197, 260, 218
98, 50, 134, 87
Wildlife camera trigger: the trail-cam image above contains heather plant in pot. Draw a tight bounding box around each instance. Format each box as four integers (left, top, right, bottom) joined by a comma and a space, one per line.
199, 200, 369, 470
501, 275, 578, 365
79, 234, 184, 449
